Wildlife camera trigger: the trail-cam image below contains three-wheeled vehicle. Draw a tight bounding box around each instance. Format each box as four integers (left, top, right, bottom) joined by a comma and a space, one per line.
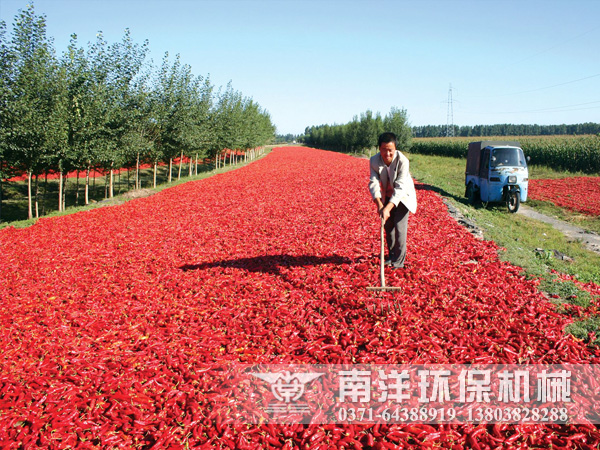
465, 141, 529, 213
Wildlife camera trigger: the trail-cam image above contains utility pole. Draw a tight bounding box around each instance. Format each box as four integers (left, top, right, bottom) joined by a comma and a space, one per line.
446, 83, 455, 137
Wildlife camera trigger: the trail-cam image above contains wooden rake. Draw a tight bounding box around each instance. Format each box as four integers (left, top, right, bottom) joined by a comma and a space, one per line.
367, 217, 402, 293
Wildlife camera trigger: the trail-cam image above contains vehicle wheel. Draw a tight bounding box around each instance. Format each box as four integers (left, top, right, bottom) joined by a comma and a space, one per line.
507, 190, 520, 213
466, 183, 477, 204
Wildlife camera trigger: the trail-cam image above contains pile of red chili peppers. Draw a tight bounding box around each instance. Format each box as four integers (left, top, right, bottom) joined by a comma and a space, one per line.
1, 147, 599, 448
529, 177, 600, 216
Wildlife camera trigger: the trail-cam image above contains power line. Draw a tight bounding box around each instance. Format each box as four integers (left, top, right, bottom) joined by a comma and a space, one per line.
459, 100, 600, 115
498, 73, 600, 96
510, 25, 600, 66
463, 72, 600, 99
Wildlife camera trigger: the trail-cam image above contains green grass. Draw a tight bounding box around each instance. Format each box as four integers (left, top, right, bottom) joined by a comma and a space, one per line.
565, 316, 600, 346
407, 153, 600, 282
406, 152, 600, 346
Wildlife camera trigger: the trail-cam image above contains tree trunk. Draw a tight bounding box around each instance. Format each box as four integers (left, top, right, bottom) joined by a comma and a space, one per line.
153, 162, 157, 188
109, 166, 114, 198
189, 155, 193, 177
195, 153, 198, 175
0, 167, 3, 223
178, 150, 183, 180
62, 176, 68, 212
58, 171, 63, 212
168, 158, 173, 183
34, 174, 39, 219
75, 171, 80, 206
27, 171, 33, 220
85, 166, 90, 205
136, 153, 140, 189
42, 173, 48, 216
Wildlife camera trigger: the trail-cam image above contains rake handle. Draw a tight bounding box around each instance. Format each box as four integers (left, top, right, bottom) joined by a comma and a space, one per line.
379, 217, 385, 287
367, 216, 402, 293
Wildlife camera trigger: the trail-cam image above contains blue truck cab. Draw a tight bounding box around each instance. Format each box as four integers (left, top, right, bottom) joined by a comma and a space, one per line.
465, 141, 529, 213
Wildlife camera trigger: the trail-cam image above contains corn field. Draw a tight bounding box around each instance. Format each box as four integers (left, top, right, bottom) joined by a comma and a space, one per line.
409, 135, 600, 173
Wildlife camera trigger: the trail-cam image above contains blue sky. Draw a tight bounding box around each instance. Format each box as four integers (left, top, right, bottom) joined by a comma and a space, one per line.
1, 0, 599, 135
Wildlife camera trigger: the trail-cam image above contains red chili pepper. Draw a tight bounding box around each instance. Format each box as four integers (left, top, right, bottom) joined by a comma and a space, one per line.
1, 146, 600, 447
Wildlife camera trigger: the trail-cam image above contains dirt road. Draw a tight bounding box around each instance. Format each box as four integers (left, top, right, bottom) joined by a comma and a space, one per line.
517, 205, 600, 255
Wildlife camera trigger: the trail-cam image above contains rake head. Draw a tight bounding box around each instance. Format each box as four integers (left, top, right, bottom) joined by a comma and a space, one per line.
367, 286, 402, 291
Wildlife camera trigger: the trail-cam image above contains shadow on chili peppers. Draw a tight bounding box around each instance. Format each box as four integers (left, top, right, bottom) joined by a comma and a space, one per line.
180, 254, 354, 277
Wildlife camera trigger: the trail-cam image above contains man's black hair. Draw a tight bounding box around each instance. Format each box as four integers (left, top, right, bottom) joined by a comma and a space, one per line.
378, 132, 397, 147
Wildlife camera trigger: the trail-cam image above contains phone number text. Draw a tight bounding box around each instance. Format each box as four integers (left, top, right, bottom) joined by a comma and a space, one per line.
337, 406, 569, 423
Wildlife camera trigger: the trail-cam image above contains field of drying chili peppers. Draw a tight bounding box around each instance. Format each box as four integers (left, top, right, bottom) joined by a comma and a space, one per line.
1, 147, 599, 448
529, 177, 600, 216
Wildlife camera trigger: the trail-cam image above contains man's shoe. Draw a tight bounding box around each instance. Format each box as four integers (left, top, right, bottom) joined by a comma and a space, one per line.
391, 263, 404, 269
384, 259, 392, 266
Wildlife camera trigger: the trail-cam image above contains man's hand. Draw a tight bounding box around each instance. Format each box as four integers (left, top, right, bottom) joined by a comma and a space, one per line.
374, 198, 393, 222
381, 203, 394, 223
374, 198, 384, 215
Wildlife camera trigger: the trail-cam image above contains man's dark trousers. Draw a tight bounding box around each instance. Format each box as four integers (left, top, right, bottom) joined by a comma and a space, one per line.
384, 201, 409, 268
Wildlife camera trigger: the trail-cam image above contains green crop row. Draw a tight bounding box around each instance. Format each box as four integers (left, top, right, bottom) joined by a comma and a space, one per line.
409, 135, 600, 173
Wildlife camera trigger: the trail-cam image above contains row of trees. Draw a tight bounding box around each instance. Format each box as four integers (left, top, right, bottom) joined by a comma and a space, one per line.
0, 5, 275, 220
275, 133, 300, 144
303, 107, 412, 153
303, 115, 599, 151
413, 122, 600, 138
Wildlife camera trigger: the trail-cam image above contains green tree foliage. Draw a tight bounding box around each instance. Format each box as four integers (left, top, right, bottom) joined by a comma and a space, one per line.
0, 22, 12, 221
151, 53, 217, 182
275, 133, 300, 144
383, 107, 411, 150
211, 83, 274, 160
0, 5, 275, 220
304, 107, 410, 153
1, 4, 64, 218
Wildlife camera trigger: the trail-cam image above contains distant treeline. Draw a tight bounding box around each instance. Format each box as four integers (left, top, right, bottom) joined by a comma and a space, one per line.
413, 123, 600, 138
275, 134, 300, 144
303, 108, 412, 153
302, 115, 600, 149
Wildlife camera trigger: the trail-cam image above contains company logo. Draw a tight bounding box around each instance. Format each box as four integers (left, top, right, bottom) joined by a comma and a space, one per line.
251, 371, 323, 414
